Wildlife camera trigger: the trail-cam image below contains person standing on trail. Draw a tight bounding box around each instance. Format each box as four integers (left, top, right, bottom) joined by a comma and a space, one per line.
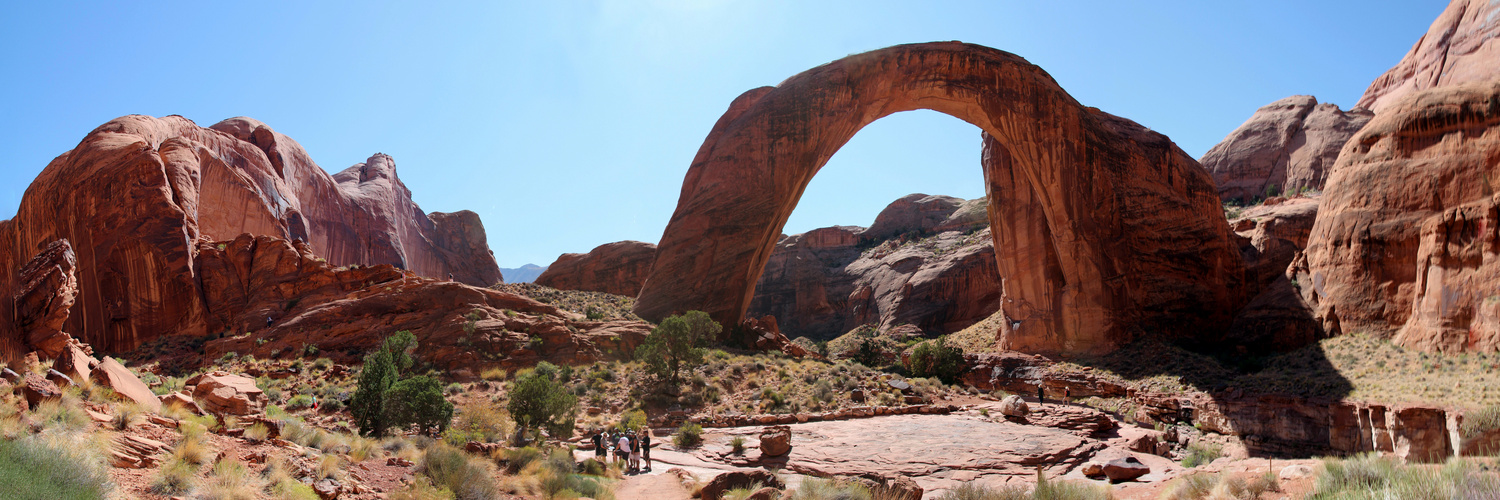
592, 430, 607, 459
1037, 384, 1045, 405
1065, 387, 1071, 404
639, 430, 653, 472
617, 433, 635, 473
628, 432, 642, 472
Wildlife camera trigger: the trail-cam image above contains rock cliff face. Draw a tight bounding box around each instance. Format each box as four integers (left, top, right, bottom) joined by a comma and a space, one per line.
747, 195, 999, 340
0, 115, 501, 353
1357, 0, 1500, 114
1300, 80, 1500, 352
635, 42, 1244, 356
1, 240, 80, 363
196, 235, 649, 373
535, 241, 657, 297
1201, 96, 1372, 202
1224, 197, 1324, 352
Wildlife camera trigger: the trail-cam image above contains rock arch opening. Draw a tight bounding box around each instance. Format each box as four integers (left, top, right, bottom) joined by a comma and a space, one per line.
635, 42, 1244, 355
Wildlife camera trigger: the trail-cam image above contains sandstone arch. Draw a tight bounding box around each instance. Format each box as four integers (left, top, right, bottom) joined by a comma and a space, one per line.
634, 42, 1245, 354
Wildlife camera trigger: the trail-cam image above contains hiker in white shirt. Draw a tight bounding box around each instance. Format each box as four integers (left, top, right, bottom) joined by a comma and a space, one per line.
617, 434, 634, 472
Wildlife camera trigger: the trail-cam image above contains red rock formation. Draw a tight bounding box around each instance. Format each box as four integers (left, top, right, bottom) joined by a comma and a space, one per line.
1356, 0, 1500, 114
535, 241, 657, 297
0, 115, 501, 353
635, 42, 1244, 355
195, 234, 651, 373
747, 196, 1000, 339
1, 240, 78, 362
1223, 197, 1324, 352
1300, 81, 1500, 352
1201, 96, 1372, 202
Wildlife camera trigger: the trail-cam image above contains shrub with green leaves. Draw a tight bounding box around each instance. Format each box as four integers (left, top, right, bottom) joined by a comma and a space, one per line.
507, 361, 578, 439
673, 422, 703, 448
904, 336, 965, 383
384, 375, 455, 435
420, 444, 499, 500
636, 311, 720, 385
1181, 441, 1223, 468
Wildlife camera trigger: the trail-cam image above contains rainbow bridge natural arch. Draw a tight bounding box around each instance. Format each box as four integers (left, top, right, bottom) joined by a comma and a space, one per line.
634, 42, 1245, 354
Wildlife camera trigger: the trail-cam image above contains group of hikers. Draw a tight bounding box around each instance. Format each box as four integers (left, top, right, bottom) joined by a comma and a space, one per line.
590, 428, 652, 473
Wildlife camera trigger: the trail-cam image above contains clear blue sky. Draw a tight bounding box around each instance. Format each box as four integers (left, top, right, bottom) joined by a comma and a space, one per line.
0, 1, 1442, 268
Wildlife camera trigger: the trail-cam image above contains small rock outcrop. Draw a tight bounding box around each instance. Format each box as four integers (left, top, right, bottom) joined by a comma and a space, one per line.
700, 470, 784, 500
188, 371, 266, 416
1356, 0, 1500, 114
1201, 96, 1372, 203
1, 240, 78, 364
19, 373, 60, 408
535, 240, 657, 296
759, 425, 792, 457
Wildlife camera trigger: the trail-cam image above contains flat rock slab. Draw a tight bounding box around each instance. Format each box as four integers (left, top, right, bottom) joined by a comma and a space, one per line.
699, 413, 1104, 493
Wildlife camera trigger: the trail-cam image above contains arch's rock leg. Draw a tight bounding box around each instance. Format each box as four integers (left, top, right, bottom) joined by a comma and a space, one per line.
634, 42, 1245, 355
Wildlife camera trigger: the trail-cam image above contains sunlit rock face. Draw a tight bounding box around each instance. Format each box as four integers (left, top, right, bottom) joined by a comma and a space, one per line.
634, 42, 1245, 356
1356, 0, 1500, 115
0, 115, 500, 353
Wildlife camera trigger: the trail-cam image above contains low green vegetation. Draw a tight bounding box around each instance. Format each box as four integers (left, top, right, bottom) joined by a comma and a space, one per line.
507, 361, 579, 440
1159, 471, 1277, 500
1309, 454, 1500, 499
636, 310, 720, 385
1180, 441, 1223, 468
349, 331, 454, 437
905, 335, 965, 383
0, 437, 112, 500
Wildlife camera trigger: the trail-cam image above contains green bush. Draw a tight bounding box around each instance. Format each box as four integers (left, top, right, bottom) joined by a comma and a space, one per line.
286, 394, 315, 411
1461, 404, 1500, 439
1181, 441, 1223, 468
904, 336, 965, 383
636, 311, 719, 385
351, 331, 449, 437
618, 409, 647, 432
1308, 453, 1500, 499
673, 422, 703, 448
854, 337, 883, 367
788, 477, 870, 500
0, 438, 113, 500
507, 362, 578, 439
384, 375, 455, 435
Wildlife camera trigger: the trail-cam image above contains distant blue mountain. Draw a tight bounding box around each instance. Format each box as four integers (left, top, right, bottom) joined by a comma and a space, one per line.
500, 264, 547, 283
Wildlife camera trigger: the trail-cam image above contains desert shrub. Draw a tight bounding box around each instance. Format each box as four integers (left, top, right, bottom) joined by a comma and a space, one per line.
480, 367, 507, 381
508, 362, 578, 439
1462, 404, 1500, 440
244, 423, 271, 442
111, 401, 144, 430
729, 435, 746, 454
173, 431, 211, 465
636, 311, 719, 385
618, 409, 647, 432
854, 337, 884, 368
445, 382, 464, 396
504, 446, 545, 473
443, 401, 513, 447
812, 379, 836, 402
286, 394, 315, 410
421, 444, 500, 500
0, 438, 113, 500
1181, 441, 1223, 468
33, 397, 90, 433
390, 477, 457, 500
385, 375, 455, 435
350, 345, 398, 436
151, 456, 197, 495
673, 422, 704, 448
789, 477, 871, 500
199, 459, 262, 500
904, 336, 965, 383
936, 482, 1029, 500
312, 357, 334, 370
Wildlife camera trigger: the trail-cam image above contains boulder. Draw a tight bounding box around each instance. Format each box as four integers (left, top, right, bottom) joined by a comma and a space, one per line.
535, 241, 657, 296
999, 395, 1030, 417
1102, 456, 1150, 482
90, 357, 162, 412
1357, 0, 1500, 114
313, 478, 342, 500
53, 340, 97, 382
1201, 96, 1371, 203
759, 425, 792, 457
746, 486, 780, 500
188, 372, 265, 416
1279, 464, 1314, 480
0, 368, 18, 384
699, 470, 784, 500
1081, 461, 1105, 477
45, 369, 74, 388
635, 42, 1244, 356
160, 392, 203, 415
19, 373, 60, 408
0, 116, 501, 356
